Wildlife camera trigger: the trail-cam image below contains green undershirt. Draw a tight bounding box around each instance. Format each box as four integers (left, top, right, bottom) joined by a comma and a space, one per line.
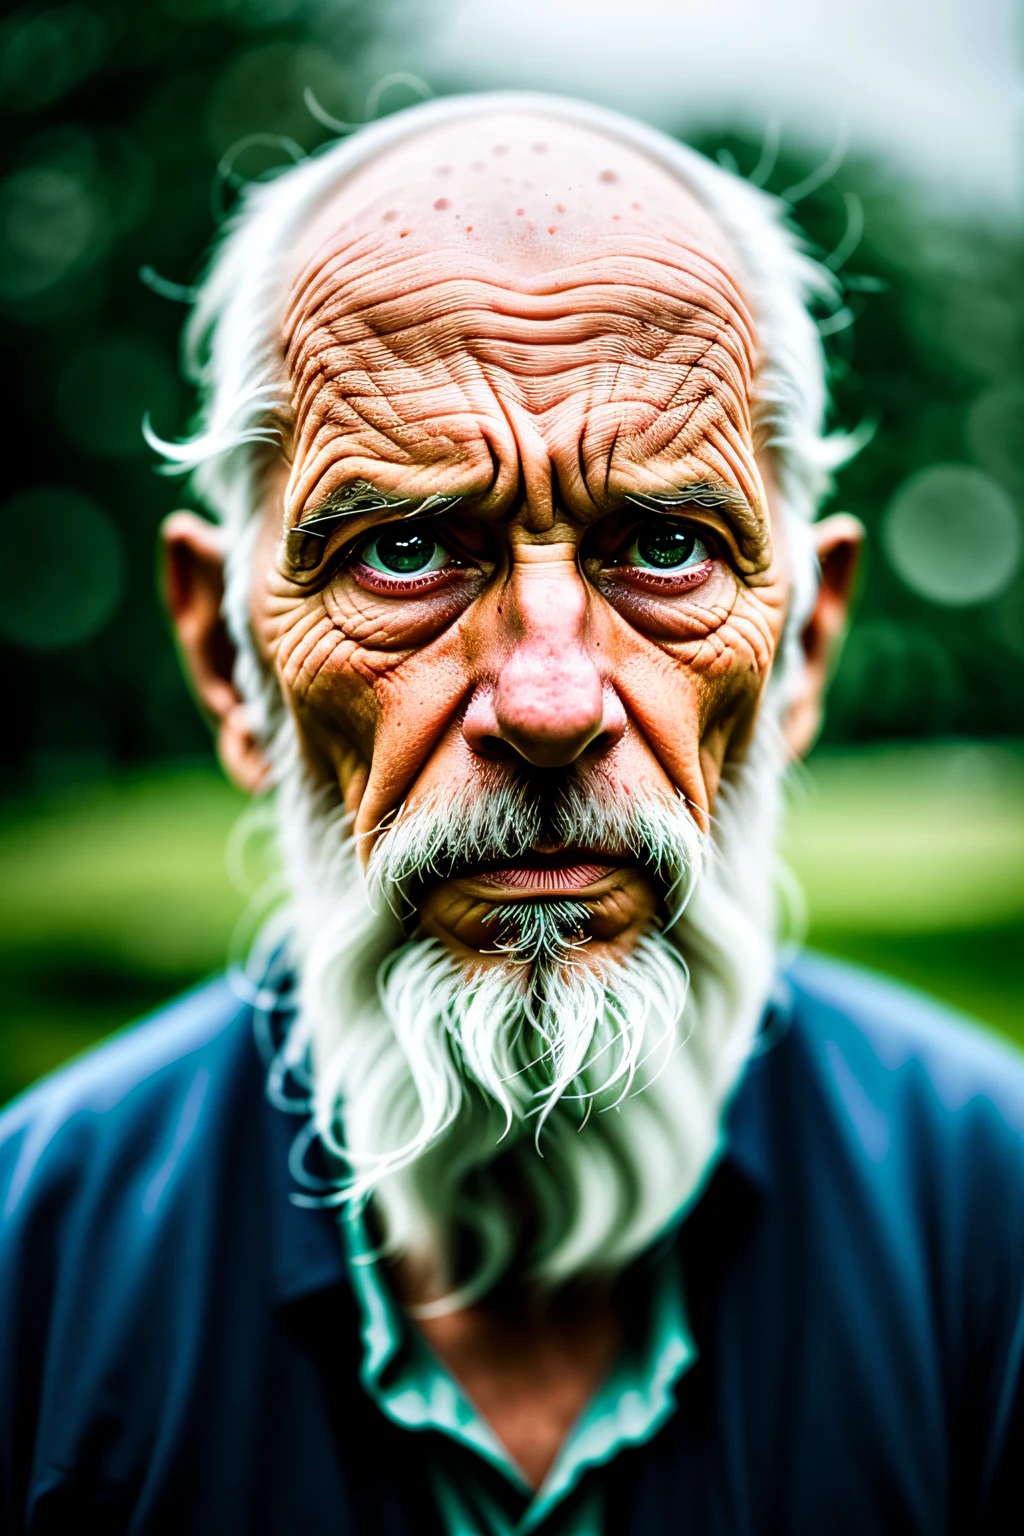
340, 1206, 697, 1536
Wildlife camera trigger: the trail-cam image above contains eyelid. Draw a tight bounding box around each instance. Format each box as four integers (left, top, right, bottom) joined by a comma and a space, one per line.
605, 510, 719, 562
279, 495, 467, 585
619, 503, 757, 574
625, 488, 769, 569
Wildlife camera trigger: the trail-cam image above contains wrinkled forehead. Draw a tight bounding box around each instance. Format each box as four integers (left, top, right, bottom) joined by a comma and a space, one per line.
278, 112, 762, 526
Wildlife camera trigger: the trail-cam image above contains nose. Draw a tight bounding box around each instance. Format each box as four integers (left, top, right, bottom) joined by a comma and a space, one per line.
462, 555, 626, 769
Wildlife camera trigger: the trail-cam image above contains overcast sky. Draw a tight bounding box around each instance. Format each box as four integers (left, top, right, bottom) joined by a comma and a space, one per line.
365, 0, 1021, 216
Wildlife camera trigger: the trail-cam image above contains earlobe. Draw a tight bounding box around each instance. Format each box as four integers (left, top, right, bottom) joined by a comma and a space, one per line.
782, 512, 864, 760
161, 511, 271, 793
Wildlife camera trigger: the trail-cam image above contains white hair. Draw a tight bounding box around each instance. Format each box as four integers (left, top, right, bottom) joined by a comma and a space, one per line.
148, 89, 850, 716
256, 704, 782, 1309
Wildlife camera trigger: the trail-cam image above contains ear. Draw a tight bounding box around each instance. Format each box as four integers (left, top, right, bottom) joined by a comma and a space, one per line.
782, 513, 864, 759
161, 511, 271, 793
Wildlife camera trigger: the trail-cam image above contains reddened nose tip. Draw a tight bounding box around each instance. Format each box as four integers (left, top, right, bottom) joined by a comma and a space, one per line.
461, 649, 623, 769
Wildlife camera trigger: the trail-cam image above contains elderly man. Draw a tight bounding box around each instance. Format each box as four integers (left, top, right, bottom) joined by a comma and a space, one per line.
1, 93, 1022, 1534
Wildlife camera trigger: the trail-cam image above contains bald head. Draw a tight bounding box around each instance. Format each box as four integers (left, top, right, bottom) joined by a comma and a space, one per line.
295, 111, 738, 277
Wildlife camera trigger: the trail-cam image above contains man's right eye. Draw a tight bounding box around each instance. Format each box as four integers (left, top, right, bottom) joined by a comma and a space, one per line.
359, 528, 452, 577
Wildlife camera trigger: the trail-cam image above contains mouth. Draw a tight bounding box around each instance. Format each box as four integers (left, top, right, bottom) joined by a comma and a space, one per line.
454, 850, 628, 897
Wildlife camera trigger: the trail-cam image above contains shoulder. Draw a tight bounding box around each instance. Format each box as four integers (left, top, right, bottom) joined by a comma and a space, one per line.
774, 954, 1024, 1501
0, 977, 271, 1491
0, 974, 259, 1243
0, 977, 318, 1521
778, 952, 1024, 1264
783, 950, 1024, 1136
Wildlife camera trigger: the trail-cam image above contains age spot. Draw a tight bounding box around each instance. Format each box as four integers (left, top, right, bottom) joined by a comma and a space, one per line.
631, 201, 643, 210
433, 197, 451, 210
492, 144, 509, 156
471, 160, 485, 172
436, 164, 452, 175
382, 209, 397, 222
400, 229, 411, 238
531, 141, 547, 153
599, 169, 618, 183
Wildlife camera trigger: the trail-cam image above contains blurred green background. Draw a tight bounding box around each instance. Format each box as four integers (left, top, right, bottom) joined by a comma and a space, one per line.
0, 0, 1021, 1107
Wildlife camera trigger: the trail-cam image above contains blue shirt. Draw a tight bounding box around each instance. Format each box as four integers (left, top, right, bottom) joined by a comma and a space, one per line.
1, 952, 1023, 1533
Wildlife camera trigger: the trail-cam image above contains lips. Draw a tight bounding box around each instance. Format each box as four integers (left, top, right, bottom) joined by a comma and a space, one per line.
471, 859, 617, 893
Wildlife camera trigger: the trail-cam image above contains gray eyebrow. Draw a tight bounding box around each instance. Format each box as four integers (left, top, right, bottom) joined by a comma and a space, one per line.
624, 480, 753, 516
281, 479, 463, 581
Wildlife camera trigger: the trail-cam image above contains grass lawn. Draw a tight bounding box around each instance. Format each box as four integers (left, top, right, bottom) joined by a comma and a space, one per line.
1, 743, 1021, 1108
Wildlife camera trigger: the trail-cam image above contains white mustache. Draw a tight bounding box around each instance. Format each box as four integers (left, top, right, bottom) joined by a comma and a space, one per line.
366, 777, 707, 927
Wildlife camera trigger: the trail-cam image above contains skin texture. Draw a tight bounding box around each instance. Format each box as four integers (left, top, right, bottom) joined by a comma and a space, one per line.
264, 121, 792, 967
164, 110, 862, 1488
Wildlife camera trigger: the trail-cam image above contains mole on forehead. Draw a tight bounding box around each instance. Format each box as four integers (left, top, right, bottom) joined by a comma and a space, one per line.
292, 113, 740, 285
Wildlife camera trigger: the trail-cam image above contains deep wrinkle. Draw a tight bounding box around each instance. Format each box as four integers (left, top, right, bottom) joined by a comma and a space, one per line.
251, 114, 792, 965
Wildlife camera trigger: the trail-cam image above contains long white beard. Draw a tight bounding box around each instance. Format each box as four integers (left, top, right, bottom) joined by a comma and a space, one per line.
262, 720, 783, 1310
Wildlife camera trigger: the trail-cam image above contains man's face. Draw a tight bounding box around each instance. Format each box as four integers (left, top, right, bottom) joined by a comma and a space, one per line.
249, 114, 792, 969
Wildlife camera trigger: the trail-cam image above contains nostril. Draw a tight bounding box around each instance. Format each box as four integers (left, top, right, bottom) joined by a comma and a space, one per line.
474, 733, 523, 764
581, 728, 619, 761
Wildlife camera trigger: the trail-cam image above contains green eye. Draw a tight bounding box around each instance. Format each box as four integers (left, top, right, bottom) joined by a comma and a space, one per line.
625, 523, 710, 572
361, 527, 450, 576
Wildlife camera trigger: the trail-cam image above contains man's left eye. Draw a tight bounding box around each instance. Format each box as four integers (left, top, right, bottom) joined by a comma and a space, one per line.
623, 523, 710, 572
360, 528, 451, 576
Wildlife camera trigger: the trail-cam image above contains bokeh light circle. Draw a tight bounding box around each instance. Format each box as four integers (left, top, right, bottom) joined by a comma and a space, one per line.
0, 5, 109, 114
205, 42, 343, 159
882, 463, 1021, 607
0, 164, 99, 297
0, 486, 124, 649
56, 332, 180, 457
967, 385, 1024, 500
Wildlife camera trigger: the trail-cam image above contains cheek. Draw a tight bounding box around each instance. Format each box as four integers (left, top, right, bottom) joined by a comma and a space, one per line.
602, 568, 781, 671
279, 622, 382, 777
346, 640, 477, 843
678, 588, 783, 681
265, 586, 475, 828
605, 581, 786, 813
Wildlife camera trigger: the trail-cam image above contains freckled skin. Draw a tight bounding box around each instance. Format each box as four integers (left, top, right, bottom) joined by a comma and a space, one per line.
252, 113, 791, 972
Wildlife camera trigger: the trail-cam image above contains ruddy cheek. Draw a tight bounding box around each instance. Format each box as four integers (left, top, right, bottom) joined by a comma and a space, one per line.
292, 646, 381, 765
